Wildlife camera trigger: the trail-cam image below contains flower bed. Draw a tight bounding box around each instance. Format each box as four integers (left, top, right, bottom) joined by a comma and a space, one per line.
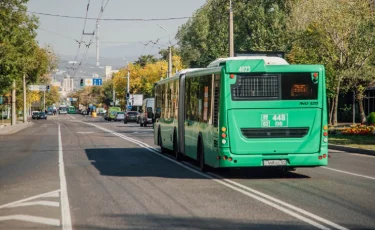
340, 125, 375, 136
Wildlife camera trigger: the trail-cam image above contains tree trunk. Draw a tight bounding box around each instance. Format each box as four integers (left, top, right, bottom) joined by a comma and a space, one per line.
356, 91, 367, 124
329, 97, 335, 125
333, 94, 339, 126
357, 98, 366, 124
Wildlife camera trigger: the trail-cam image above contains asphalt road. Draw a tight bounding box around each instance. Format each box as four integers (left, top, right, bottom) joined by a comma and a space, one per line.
0, 113, 374, 230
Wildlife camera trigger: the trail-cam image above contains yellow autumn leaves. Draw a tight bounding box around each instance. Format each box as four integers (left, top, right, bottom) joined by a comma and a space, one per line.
113, 56, 185, 98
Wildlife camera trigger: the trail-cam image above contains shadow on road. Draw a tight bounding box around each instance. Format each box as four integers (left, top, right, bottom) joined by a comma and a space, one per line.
85, 148, 310, 180
73, 213, 365, 230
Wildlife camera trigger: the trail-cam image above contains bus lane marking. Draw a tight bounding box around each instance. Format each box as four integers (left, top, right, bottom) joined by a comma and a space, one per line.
56, 122, 73, 230
85, 122, 348, 230
321, 166, 375, 180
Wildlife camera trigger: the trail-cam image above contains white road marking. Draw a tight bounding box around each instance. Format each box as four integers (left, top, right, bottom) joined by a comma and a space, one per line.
0, 190, 60, 209
43, 191, 60, 198
85, 122, 348, 230
76, 131, 94, 134
349, 153, 375, 158
58, 123, 73, 230
0, 215, 60, 226
8, 201, 60, 208
67, 114, 75, 120
322, 167, 375, 180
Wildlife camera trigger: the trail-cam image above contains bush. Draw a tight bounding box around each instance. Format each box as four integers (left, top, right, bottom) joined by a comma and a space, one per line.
368, 112, 375, 125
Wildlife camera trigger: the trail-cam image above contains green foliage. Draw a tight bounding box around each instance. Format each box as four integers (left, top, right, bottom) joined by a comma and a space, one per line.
368, 112, 375, 125
134, 55, 157, 67
176, 0, 291, 67
0, 0, 55, 94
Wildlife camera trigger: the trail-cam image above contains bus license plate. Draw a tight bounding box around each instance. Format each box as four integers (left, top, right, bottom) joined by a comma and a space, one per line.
261, 114, 288, 127
263, 160, 287, 166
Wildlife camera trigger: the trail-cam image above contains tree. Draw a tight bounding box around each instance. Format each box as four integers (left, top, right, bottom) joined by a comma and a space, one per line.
114, 55, 185, 99
176, 0, 291, 67
288, 0, 375, 125
0, 0, 40, 93
134, 55, 157, 67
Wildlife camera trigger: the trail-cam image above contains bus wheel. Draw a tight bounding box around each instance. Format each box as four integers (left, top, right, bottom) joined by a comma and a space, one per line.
158, 129, 166, 153
198, 139, 208, 172
173, 131, 182, 161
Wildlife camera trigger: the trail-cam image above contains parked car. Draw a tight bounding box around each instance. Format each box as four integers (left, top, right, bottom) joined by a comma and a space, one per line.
139, 98, 154, 127
32, 111, 40, 120
124, 111, 139, 124
107, 107, 121, 121
37, 112, 47, 120
47, 110, 53, 115
115, 112, 125, 121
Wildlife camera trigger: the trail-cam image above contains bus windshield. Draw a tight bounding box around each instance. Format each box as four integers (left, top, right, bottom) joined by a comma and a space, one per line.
231, 73, 318, 101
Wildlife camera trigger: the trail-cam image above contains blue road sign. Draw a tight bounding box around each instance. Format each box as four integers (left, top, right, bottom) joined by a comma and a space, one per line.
127, 105, 132, 110
93, 78, 103, 86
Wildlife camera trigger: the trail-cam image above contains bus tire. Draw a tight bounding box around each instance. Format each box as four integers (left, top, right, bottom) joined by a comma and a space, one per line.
198, 137, 208, 172
173, 130, 182, 161
158, 128, 167, 153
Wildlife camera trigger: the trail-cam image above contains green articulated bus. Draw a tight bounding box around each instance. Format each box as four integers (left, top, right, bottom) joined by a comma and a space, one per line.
153, 56, 328, 171
68, 106, 76, 114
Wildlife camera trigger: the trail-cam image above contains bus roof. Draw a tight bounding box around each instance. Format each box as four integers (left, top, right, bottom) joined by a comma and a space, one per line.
207, 56, 289, 68
171, 68, 204, 78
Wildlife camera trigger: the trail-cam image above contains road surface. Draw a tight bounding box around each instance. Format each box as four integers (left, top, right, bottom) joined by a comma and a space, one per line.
0, 114, 374, 230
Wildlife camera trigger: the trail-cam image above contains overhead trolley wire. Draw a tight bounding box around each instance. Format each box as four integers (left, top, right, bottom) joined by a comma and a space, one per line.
25, 10, 191, 21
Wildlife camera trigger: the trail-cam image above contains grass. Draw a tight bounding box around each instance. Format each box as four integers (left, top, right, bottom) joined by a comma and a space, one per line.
329, 135, 375, 151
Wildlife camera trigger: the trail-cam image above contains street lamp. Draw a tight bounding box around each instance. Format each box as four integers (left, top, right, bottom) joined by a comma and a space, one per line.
157, 24, 172, 78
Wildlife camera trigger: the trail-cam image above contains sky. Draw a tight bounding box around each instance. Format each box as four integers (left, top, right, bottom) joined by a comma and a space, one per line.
27, 0, 206, 62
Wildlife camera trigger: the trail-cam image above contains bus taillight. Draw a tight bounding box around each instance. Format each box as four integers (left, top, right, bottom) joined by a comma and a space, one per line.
230, 74, 235, 79
323, 132, 328, 136
221, 127, 227, 144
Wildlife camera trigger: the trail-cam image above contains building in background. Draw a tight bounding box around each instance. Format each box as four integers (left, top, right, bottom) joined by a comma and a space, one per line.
105, 66, 119, 81
62, 75, 74, 93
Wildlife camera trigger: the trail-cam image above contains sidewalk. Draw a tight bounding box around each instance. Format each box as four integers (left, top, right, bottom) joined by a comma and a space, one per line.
0, 121, 33, 135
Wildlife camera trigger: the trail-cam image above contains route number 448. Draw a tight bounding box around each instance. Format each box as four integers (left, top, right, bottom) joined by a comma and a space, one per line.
272, 114, 286, 121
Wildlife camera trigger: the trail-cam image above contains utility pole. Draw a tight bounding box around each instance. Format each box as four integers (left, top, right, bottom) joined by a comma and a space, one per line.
43, 90, 46, 112
112, 87, 116, 106
23, 74, 27, 123
168, 46, 172, 78
229, 0, 234, 57
157, 25, 172, 78
11, 80, 16, 126
127, 65, 130, 106
96, 20, 100, 67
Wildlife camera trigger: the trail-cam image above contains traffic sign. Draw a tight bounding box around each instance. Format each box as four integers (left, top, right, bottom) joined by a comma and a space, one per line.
85, 79, 93, 86
130, 94, 143, 106
28, 85, 46, 91
127, 105, 132, 110
93, 78, 103, 86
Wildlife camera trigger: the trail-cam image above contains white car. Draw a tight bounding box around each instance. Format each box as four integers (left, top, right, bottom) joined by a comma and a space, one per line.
115, 112, 125, 121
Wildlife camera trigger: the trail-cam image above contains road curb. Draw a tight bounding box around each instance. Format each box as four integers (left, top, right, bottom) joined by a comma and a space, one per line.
329, 144, 375, 156
0, 122, 34, 135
